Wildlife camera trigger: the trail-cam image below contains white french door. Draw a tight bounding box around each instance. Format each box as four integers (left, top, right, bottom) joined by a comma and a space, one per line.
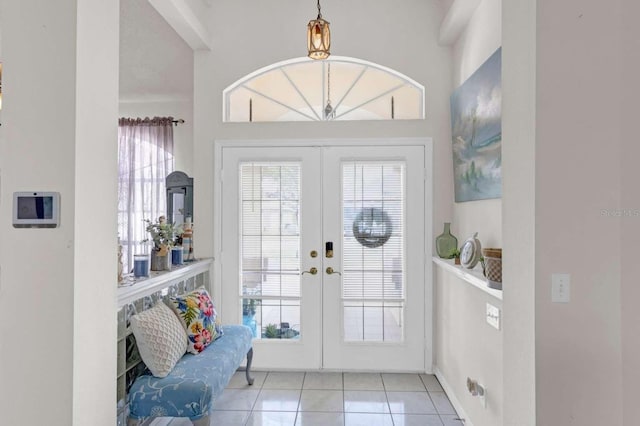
219, 142, 427, 371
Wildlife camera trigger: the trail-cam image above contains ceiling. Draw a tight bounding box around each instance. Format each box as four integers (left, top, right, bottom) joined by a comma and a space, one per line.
119, 0, 193, 102
118, 0, 460, 104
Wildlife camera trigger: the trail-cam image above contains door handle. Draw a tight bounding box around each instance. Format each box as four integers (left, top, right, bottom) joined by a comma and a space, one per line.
302, 267, 318, 275
326, 267, 341, 276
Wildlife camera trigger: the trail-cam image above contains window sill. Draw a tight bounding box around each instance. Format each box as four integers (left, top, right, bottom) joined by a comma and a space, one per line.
432, 257, 503, 301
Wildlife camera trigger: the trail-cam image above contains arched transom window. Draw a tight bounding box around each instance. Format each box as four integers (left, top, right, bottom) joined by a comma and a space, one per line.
223, 56, 425, 122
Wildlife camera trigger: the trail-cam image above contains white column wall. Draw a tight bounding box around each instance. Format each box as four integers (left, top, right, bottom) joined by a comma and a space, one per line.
535, 1, 623, 424
621, 1, 640, 423
0, 1, 119, 425
74, 0, 119, 424
501, 0, 536, 423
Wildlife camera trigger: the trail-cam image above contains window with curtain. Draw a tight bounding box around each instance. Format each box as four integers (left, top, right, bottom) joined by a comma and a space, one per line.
118, 117, 175, 273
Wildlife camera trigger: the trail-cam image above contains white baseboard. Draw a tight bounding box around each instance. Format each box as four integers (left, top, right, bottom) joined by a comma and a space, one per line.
434, 366, 474, 426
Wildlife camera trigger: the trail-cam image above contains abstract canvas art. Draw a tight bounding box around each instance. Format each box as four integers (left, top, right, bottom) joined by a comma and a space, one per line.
450, 47, 502, 202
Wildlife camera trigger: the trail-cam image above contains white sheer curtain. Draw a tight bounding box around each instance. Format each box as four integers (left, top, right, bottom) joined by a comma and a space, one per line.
118, 117, 175, 273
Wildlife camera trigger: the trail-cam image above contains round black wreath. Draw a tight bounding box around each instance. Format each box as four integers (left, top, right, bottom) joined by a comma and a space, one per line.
352, 207, 393, 248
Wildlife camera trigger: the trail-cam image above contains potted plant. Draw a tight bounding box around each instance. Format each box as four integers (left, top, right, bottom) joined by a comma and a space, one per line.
450, 248, 461, 265
263, 323, 279, 339
143, 216, 180, 271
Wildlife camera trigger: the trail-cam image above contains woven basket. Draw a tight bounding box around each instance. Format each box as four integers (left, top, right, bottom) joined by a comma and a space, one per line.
482, 248, 502, 284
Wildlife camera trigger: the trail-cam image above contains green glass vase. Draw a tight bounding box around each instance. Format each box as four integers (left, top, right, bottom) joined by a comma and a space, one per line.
436, 222, 458, 259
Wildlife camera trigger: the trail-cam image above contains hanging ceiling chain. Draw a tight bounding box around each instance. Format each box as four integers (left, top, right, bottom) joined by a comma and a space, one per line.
324, 62, 335, 120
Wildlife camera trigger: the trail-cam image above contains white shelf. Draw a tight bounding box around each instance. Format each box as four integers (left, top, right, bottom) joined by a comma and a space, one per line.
432, 257, 503, 301
117, 258, 213, 308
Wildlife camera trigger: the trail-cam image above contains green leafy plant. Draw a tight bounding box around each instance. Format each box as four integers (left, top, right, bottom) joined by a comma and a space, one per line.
143, 216, 181, 251
264, 323, 279, 339
449, 248, 461, 259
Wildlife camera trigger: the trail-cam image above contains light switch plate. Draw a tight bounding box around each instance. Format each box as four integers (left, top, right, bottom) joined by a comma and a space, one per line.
552, 273, 571, 303
486, 303, 500, 330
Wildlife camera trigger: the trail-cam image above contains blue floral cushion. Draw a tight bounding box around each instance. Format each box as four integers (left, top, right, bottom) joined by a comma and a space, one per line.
128, 325, 253, 421
167, 287, 223, 354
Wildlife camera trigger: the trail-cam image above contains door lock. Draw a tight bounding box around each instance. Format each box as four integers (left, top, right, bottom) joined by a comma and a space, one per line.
302, 267, 318, 275
326, 267, 341, 276
325, 242, 333, 258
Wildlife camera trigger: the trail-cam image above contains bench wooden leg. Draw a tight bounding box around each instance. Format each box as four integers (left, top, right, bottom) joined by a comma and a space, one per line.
127, 418, 144, 426
245, 347, 255, 385
191, 415, 210, 426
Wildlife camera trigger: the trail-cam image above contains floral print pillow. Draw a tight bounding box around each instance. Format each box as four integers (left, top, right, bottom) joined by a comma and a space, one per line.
168, 287, 223, 354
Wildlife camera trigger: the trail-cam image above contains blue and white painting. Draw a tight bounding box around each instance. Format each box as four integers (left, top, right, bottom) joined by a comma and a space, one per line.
450, 47, 502, 202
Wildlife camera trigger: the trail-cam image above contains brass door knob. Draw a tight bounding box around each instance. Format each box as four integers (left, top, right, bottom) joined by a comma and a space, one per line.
302, 267, 318, 275
326, 267, 342, 276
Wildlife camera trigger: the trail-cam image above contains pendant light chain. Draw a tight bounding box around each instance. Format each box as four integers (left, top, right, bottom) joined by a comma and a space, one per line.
327, 62, 331, 104
324, 62, 335, 120
317, 0, 322, 18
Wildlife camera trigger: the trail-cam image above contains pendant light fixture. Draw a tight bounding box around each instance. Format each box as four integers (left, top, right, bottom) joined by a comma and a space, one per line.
307, 0, 331, 60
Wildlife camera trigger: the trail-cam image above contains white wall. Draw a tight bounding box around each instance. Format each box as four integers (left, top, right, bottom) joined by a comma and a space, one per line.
501, 0, 536, 423
194, 0, 453, 285
434, 268, 503, 425
119, 100, 194, 175
0, 1, 119, 425
535, 1, 624, 424
451, 0, 502, 248
433, 3, 504, 425
621, 1, 640, 423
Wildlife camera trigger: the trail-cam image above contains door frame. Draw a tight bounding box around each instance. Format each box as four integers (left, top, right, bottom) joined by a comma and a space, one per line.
213, 138, 434, 372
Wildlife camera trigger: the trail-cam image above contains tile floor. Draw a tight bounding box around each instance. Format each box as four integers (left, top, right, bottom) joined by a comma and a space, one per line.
154, 372, 463, 426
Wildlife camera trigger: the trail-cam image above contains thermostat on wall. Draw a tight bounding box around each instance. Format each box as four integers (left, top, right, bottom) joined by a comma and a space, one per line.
12, 192, 60, 228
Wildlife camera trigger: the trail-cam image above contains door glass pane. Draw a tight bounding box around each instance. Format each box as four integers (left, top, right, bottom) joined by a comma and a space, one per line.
342, 162, 405, 342
240, 163, 301, 340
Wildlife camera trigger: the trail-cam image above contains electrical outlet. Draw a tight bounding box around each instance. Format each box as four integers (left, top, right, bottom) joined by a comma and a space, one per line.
486, 303, 500, 330
552, 273, 571, 303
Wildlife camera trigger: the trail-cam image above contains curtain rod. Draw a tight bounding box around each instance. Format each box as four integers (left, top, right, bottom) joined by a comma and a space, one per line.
172, 119, 185, 126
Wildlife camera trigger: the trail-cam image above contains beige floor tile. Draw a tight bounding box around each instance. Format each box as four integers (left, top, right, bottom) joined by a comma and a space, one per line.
227, 371, 268, 389
343, 373, 384, 391
298, 390, 344, 412
381, 373, 426, 391
386, 391, 437, 414
391, 413, 444, 426
295, 411, 345, 426
303, 372, 343, 390
420, 374, 444, 392
263, 372, 305, 389
344, 412, 394, 426
253, 389, 301, 412
343, 390, 389, 414
429, 392, 457, 415
245, 411, 297, 426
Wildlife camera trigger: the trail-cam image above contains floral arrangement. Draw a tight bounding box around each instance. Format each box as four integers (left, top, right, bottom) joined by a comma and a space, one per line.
143, 216, 181, 255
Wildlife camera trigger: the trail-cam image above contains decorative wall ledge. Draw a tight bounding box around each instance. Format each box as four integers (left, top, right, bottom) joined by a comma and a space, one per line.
432, 257, 502, 301
117, 258, 213, 308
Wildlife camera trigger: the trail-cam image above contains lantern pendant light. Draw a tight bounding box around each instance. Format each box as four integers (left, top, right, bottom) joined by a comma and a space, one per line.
307, 0, 331, 60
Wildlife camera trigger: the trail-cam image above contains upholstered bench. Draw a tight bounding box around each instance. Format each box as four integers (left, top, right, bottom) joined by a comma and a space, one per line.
127, 325, 254, 426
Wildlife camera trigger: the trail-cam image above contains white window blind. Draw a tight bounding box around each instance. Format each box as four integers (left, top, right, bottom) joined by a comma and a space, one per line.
342, 162, 405, 342
240, 163, 301, 339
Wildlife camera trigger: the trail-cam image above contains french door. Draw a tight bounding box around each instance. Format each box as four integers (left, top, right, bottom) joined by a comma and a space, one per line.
220, 143, 426, 371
